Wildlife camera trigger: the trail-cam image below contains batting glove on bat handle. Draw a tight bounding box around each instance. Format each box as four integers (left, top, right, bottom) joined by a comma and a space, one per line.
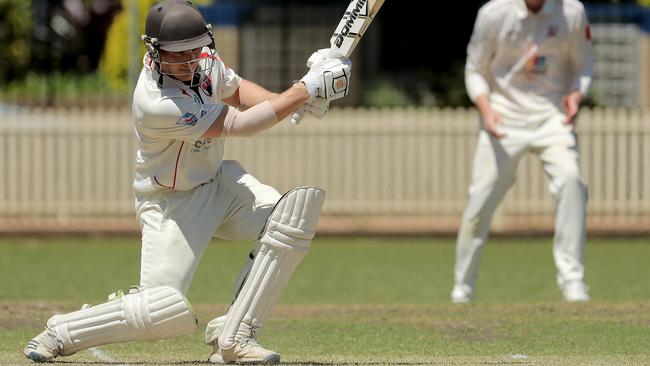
300, 58, 351, 100
290, 107, 306, 125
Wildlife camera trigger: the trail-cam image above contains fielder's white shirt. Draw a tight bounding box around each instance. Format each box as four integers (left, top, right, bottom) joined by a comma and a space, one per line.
132, 48, 241, 192
465, 0, 595, 123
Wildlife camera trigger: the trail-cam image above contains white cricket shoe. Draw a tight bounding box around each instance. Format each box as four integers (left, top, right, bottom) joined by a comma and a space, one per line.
210, 338, 280, 365
562, 281, 590, 302
208, 323, 280, 365
451, 284, 474, 304
23, 328, 63, 363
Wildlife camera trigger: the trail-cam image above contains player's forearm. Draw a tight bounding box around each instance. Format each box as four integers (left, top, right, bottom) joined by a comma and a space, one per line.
238, 80, 279, 110
201, 84, 308, 139
465, 65, 491, 103
473, 94, 493, 116
269, 83, 310, 121
224, 82, 310, 135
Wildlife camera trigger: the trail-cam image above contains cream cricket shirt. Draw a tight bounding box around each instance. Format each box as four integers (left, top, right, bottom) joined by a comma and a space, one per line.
465, 0, 595, 123
132, 48, 241, 192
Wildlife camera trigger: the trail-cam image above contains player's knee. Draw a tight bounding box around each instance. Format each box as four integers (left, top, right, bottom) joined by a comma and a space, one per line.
262, 186, 326, 252
556, 171, 584, 190
550, 170, 586, 200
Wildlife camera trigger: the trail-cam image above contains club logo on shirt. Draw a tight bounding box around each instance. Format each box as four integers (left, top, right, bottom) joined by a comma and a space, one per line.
177, 112, 198, 127
547, 25, 558, 38
192, 137, 213, 153
524, 54, 548, 75
201, 77, 213, 97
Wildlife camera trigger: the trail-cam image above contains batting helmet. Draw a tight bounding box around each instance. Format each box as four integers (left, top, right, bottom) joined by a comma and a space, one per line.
142, 0, 215, 63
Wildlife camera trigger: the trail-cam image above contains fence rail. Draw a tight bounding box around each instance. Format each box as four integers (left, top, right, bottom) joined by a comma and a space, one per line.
1, 107, 649, 233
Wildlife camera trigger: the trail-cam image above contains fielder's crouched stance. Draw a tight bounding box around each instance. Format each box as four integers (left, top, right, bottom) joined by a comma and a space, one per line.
24, 0, 348, 363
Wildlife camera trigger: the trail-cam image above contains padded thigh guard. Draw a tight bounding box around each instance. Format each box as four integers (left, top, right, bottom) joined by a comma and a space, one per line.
219, 187, 325, 349
47, 286, 197, 355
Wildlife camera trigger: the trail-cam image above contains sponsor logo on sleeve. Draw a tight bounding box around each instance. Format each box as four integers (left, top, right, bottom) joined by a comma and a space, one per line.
177, 112, 198, 126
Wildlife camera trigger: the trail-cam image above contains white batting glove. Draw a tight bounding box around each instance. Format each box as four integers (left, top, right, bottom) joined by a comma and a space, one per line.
306, 49, 331, 68
304, 97, 330, 119
300, 57, 352, 100
302, 49, 333, 119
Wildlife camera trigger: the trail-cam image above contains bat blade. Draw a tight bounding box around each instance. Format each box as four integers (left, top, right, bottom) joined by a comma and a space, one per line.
329, 0, 385, 57
290, 0, 384, 125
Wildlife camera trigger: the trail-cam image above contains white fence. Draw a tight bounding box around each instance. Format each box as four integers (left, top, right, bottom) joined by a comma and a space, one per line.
1, 107, 649, 233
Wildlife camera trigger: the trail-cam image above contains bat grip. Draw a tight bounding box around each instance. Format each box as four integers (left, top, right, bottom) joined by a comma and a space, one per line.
290, 107, 306, 125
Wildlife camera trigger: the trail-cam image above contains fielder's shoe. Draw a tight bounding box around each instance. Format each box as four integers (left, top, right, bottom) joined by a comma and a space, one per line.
23, 328, 63, 363
562, 281, 590, 302
451, 284, 474, 304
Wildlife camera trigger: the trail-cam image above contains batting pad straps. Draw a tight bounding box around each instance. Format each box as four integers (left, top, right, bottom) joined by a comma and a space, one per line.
219, 187, 326, 349
47, 286, 197, 355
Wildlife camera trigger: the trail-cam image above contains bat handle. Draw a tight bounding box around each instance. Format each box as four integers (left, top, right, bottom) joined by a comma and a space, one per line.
290, 107, 306, 125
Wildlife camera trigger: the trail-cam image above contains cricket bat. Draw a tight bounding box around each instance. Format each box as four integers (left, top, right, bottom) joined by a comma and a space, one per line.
291, 0, 385, 124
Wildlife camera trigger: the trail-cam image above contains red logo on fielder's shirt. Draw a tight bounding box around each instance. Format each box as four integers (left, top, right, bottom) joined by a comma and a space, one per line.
585, 25, 591, 40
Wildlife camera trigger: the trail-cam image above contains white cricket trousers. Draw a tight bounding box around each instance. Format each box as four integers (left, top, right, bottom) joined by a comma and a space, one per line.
454, 114, 587, 291
136, 160, 281, 294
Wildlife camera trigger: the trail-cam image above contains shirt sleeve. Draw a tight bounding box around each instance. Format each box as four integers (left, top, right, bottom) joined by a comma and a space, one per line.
568, 6, 595, 96
138, 95, 224, 142
465, 6, 497, 102
219, 60, 242, 99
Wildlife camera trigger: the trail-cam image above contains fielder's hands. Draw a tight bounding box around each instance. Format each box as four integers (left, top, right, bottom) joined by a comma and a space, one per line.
562, 90, 582, 125
475, 95, 505, 139
481, 108, 505, 139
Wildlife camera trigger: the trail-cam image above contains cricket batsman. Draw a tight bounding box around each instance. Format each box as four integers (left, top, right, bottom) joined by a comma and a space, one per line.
24, 0, 350, 364
452, 0, 594, 303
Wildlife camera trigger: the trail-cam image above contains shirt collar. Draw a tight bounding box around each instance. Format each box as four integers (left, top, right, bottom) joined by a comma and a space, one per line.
516, 0, 555, 19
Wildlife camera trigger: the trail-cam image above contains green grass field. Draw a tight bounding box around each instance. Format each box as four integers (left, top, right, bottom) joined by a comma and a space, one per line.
1, 236, 649, 365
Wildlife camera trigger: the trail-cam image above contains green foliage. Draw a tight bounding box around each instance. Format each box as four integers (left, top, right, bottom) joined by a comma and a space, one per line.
0, 0, 32, 84
99, 0, 215, 92
360, 78, 416, 108
100, 0, 156, 92
0, 71, 125, 107
361, 62, 472, 108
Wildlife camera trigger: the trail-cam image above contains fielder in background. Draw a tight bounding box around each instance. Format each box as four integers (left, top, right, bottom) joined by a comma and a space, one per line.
24, 0, 350, 364
452, 0, 594, 304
